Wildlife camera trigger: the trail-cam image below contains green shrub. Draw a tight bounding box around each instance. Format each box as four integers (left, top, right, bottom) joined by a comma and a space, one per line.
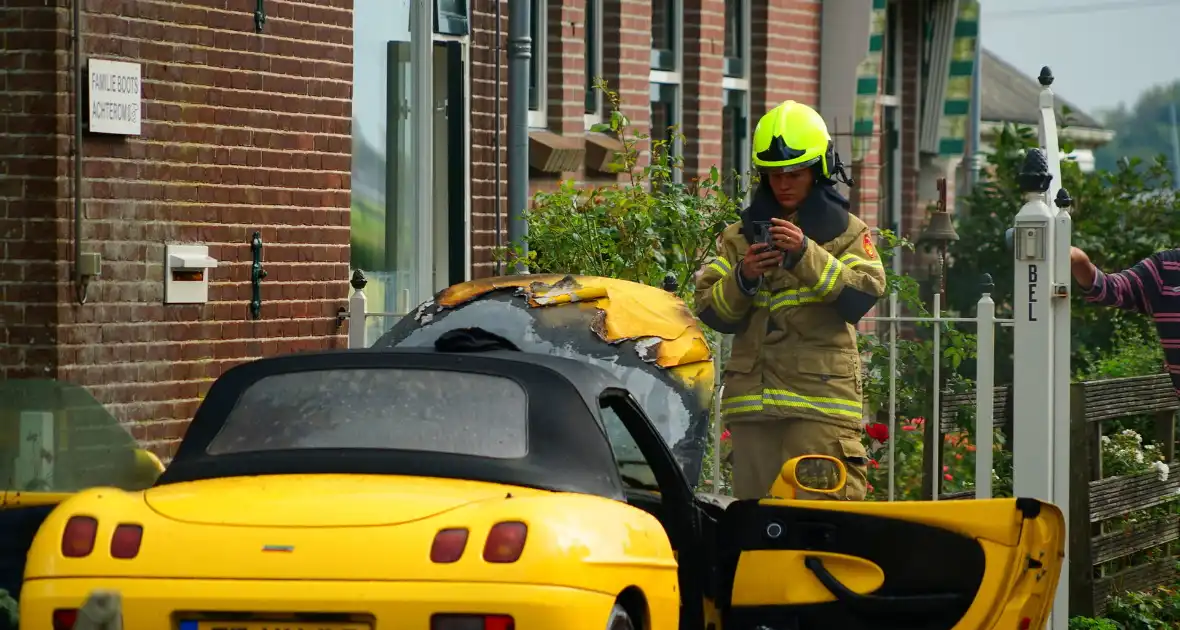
497, 80, 743, 305
1102, 584, 1180, 629
1069, 617, 1121, 630
0, 589, 16, 630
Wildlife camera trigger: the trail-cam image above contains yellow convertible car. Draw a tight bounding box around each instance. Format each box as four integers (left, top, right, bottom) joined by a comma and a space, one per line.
19, 275, 1064, 630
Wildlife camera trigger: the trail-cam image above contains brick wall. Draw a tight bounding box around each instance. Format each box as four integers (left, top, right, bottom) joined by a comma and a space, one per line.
1, 1, 62, 381
680, 0, 723, 180
1, 0, 353, 457
469, 0, 506, 277
751, 0, 821, 116
899, 0, 923, 258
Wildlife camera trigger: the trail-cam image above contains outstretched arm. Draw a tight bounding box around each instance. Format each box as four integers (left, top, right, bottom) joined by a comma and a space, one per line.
1072, 247, 1161, 314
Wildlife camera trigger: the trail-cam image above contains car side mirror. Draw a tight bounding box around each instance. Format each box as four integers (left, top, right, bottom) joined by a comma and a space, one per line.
131, 448, 165, 488
768, 455, 847, 500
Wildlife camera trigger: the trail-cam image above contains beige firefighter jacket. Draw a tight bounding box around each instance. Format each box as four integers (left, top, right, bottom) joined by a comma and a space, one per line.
693, 206, 886, 430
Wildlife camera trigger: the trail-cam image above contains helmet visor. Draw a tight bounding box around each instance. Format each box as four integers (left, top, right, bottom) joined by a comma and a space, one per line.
757, 156, 820, 175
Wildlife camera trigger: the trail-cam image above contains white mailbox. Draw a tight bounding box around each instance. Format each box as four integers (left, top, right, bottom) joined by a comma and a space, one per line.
165, 244, 219, 304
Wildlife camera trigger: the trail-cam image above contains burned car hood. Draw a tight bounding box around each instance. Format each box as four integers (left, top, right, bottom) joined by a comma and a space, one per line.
375, 275, 715, 484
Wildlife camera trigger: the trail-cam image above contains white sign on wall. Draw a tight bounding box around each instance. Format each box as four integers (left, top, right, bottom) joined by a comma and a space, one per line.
88, 58, 142, 135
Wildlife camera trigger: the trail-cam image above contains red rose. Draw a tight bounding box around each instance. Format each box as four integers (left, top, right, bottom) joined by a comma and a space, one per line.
865, 423, 889, 443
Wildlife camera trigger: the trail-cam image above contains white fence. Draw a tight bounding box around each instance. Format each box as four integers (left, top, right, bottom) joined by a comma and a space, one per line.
860, 283, 1013, 502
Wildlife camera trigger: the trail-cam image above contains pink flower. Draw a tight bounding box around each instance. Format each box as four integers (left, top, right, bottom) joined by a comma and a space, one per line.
721, 429, 731, 441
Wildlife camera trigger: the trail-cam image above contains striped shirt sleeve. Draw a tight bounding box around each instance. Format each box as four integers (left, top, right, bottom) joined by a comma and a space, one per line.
1085, 254, 1163, 315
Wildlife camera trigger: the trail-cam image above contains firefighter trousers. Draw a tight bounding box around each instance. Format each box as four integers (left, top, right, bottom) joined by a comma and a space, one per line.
727, 416, 870, 501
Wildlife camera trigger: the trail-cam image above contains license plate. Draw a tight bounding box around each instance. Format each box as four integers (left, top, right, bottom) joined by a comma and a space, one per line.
192, 622, 370, 630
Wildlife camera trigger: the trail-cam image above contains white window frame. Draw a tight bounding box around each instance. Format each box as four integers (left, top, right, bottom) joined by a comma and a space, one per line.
649, 0, 683, 182
583, 0, 604, 129
722, 0, 750, 83
720, 0, 751, 198
528, 0, 548, 129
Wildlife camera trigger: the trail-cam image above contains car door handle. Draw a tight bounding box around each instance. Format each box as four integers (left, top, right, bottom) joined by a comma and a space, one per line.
803, 555, 966, 617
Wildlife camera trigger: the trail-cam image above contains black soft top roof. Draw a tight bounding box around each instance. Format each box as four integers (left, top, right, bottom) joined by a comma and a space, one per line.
158, 348, 629, 500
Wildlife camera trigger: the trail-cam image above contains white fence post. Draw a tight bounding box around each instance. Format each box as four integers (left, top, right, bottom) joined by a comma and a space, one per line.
348, 269, 369, 349
887, 291, 898, 502
931, 292, 942, 501
975, 274, 996, 499
711, 335, 727, 492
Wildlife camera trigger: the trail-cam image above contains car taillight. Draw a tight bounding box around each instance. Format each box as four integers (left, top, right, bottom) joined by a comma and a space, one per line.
110, 523, 143, 559
482, 521, 527, 563
52, 608, 78, 630
431, 614, 514, 630
430, 528, 469, 563
61, 516, 98, 558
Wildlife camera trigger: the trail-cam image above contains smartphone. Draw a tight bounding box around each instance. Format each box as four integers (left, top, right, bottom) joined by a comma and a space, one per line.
752, 221, 773, 247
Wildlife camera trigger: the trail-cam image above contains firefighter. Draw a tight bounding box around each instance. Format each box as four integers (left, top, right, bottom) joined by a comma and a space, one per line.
694, 100, 887, 500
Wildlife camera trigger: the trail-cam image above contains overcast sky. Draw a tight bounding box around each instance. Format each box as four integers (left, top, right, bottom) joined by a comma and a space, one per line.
981, 0, 1180, 117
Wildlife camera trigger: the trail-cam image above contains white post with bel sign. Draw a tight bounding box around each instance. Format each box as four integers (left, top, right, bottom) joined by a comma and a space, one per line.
1010, 65, 1072, 630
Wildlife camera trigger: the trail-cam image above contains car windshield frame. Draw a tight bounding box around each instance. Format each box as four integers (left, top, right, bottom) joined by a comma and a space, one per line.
158, 350, 627, 501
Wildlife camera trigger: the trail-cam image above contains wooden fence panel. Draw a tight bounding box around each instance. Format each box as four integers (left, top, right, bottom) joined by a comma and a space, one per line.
1088, 466, 1180, 523
1091, 516, 1180, 565
1067, 374, 1180, 618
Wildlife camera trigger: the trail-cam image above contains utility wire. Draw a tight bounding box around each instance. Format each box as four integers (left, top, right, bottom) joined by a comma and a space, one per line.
989, 0, 1180, 20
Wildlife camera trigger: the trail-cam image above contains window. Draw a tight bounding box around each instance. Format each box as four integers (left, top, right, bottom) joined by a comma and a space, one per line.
435, 0, 469, 36
599, 397, 659, 492
207, 369, 529, 459
351, 0, 421, 334
584, 0, 603, 126
528, 0, 547, 128
650, 82, 680, 181
721, 89, 749, 197
650, 0, 678, 71
649, 0, 681, 180
720, 0, 750, 198
723, 0, 744, 78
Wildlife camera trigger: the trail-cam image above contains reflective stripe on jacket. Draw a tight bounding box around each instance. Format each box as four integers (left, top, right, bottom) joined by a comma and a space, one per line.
693, 214, 886, 429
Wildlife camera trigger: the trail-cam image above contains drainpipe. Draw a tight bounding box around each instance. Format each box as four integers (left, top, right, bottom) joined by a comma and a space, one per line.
412, 0, 433, 294
506, 0, 530, 273
73, 0, 86, 304
493, 0, 504, 274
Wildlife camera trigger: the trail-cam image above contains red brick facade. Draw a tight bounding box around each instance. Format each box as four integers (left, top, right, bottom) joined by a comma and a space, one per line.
1, 0, 352, 456
467, 0, 885, 278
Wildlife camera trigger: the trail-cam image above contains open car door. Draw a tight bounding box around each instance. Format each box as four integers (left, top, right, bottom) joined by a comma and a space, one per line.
716, 495, 1065, 630
1, 379, 165, 612
376, 274, 716, 484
